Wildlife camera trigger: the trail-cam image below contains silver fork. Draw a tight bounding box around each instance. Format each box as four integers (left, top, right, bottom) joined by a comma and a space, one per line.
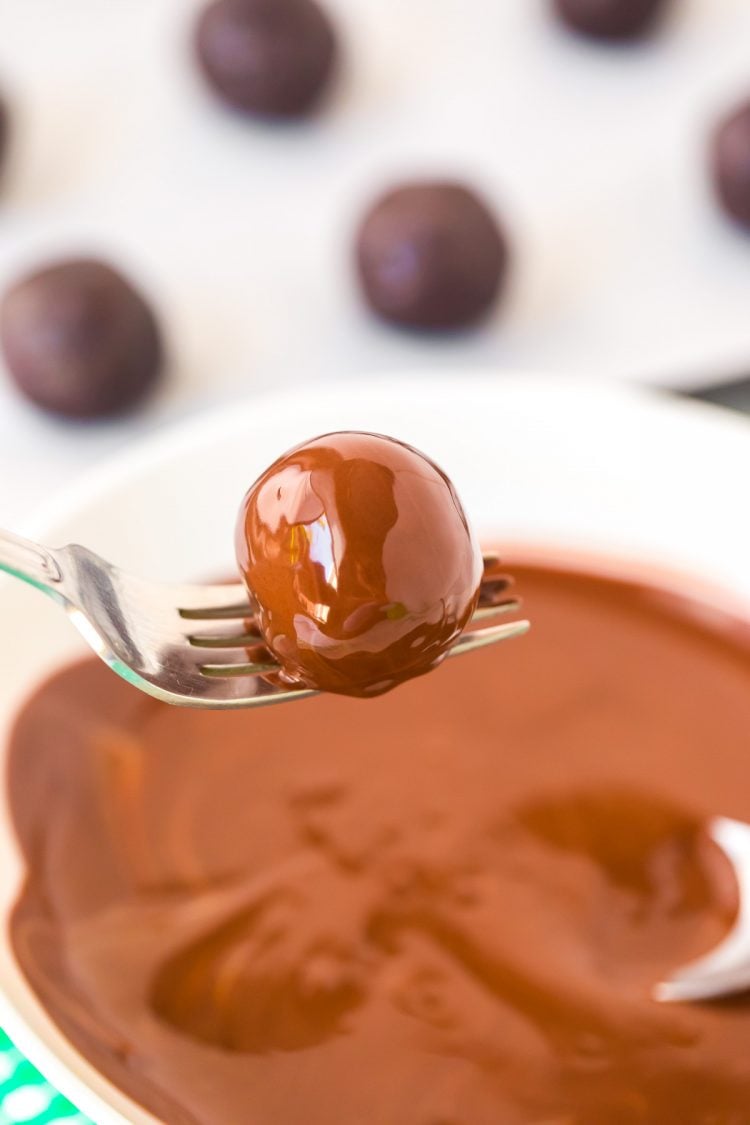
0, 530, 529, 710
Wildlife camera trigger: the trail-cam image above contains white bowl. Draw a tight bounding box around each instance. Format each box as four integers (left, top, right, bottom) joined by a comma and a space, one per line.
2, 373, 750, 1124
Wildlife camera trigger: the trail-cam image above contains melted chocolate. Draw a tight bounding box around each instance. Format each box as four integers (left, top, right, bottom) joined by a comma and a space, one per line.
9, 561, 750, 1124
235, 432, 483, 697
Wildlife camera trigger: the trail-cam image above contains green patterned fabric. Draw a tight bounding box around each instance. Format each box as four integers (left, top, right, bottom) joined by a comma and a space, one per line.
0, 1030, 90, 1125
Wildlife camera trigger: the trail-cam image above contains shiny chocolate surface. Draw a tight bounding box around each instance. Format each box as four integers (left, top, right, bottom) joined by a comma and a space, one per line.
235, 432, 483, 697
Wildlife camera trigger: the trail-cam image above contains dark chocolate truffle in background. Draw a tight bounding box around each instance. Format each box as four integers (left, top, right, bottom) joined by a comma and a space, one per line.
0, 259, 163, 419
553, 0, 667, 41
356, 182, 508, 331
194, 0, 337, 119
712, 99, 750, 230
236, 431, 483, 698
0, 97, 9, 174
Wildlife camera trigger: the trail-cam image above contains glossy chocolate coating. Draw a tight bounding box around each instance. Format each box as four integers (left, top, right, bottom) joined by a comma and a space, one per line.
0, 259, 163, 419
356, 182, 508, 331
553, 0, 667, 41
236, 431, 483, 697
194, 0, 337, 119
712, 99, 750, 230
9, 561, 750, 1124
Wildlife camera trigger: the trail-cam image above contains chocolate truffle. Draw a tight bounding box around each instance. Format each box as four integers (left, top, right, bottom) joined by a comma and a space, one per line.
0, 259, 163, 419
356, 182, 508, 331
236, 431, 483, 697
553, 0, 667, 41
712, 98, 750, 230
194, 0, 337, 119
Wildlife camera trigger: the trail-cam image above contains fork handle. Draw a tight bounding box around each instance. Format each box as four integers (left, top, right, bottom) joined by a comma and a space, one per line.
0, 528, 62, 591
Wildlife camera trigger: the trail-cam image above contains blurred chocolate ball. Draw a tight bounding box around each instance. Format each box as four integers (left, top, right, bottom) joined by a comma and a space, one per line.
194, 0, 338, 119
553, 0, 667, 41
0, 98, 9, 174
0, 259, 163, 419
712, 99, 750, 230
356, 181, 508, 331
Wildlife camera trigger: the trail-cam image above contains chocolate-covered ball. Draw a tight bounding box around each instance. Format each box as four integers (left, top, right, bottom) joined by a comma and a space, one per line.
194, 0, 337, 119
236, 432, 483, 698
0, 259, 163, 419
553, 0, 667, 41
712, 99, 750, 230
356, 182, 508, 331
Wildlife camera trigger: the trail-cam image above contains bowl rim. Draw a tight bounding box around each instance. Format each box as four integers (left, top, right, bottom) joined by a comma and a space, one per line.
17, 372, 746, 543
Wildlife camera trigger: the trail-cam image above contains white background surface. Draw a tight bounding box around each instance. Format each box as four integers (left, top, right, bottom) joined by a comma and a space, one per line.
1, 0, 750, 524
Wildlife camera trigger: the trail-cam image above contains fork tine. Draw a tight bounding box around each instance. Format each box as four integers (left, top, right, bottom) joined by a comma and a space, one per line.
200, 660, 281, 678
179, 601, 255, 621
449, 619, 530, 657
185, 555, 525, 685
190, 601, 522, 641
201, 621, 530, 680
471, 598, 521, 622
178, 559, 511, 619
187, 629, 264, 648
